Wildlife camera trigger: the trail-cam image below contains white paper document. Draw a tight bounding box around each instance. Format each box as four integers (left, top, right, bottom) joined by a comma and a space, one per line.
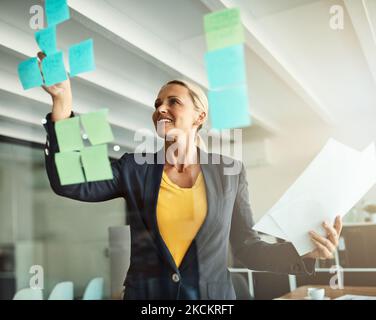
253, 138, 376, 255
335, 295, 376, 300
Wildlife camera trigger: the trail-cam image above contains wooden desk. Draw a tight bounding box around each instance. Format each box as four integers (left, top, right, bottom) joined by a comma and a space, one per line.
279, 285, 376, 300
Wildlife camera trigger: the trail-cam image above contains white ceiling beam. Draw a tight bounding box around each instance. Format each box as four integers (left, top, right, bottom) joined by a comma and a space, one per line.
0, 61, 154, 138
344, 0, 376, 88
200, 0, 335, 126
0, 19, 155, 111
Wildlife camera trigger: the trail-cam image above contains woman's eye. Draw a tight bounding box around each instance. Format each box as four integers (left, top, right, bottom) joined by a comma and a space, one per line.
169, 98, 178, 105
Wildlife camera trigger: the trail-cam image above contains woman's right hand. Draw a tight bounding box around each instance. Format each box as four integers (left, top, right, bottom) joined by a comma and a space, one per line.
37, 52, 72, 122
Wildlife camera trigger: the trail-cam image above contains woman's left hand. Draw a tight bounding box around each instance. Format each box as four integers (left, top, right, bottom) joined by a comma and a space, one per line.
303, 215, 343, 260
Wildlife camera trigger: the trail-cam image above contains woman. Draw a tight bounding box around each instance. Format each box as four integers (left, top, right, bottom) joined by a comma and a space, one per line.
38, 52, 342, 300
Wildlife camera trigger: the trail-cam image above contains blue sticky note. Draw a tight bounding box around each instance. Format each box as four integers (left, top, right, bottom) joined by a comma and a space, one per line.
35, 26, 57, 55
205, 44, 247, 90
18, 58, 43, 90
41, 51, 67, 86
69, 39, 95, 77
45, 0, 70, 26
208, 85, 251, 129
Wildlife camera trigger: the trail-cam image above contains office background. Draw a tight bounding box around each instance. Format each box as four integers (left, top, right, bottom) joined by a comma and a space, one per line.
1, 0, 376, 299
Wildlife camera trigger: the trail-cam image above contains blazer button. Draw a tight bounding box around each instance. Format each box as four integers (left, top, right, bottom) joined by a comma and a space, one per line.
45, 148, 49, 156
172, 273, 180, 283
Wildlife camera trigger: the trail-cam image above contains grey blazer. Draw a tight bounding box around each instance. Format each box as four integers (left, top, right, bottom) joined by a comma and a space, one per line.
43, 112, 315, 300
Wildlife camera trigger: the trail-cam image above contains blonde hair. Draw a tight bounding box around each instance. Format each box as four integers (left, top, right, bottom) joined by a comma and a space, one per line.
163, 80, 208, 150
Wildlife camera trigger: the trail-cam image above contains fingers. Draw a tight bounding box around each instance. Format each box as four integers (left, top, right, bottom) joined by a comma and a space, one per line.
37, 51, 46, 61
309, 231, 336, 254
311, 238, 333, 259
334, 215, 343, 235
322, 221, 338, 247
37, 52, 46, 84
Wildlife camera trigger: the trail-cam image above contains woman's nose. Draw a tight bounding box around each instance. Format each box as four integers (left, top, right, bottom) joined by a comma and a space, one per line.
158, 104, 168, 114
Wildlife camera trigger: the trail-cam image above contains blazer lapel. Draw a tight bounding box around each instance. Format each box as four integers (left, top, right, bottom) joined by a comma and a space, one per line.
142, 150, 180, 270
179, 151, 224, 271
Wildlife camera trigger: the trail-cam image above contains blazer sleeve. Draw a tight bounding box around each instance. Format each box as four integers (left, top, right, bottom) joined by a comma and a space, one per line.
229, 162, 316, 275
43, 112, 125, 202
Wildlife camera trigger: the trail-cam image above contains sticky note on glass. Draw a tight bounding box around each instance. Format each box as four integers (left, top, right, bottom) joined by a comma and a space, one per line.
55, 151, 85, 185
35, 26, 57, 55
204, 8, 245, 51
55, 117, 84, 152
81, 145, 113, 182
41, 51, 67, 86
205, 44, 246, 90
208, 84, 251, 129
45, 0, 70, 26
18, 58, 43, 90
69, 39, 95, 77
80, 109, 114, 145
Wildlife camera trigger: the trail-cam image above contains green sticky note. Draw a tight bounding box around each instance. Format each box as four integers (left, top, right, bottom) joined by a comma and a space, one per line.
55, 117, 84, 152
41, 51, 67, 86
208, 84, 251, 130
18, 58, 44, 90
205, 44, 247, 90
204, 8, 245, 51
35, 26, 57, 55
55, 151, 85, 185
46, 0, 70, 27
80, 109, 114, 145
69, 39, 95, 77
81, 145, 113, 182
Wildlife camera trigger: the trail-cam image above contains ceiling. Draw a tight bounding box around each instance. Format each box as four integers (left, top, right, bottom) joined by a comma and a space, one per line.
0, 0, 375, 162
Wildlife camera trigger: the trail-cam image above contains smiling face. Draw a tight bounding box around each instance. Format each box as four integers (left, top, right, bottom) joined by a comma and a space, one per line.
152, 84, 205, 138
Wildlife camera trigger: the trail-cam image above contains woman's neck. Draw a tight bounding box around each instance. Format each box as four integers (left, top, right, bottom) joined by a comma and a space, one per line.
164, 135, 199, 172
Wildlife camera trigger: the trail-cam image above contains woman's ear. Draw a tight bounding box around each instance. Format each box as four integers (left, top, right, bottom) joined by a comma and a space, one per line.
194, 111, 206, 127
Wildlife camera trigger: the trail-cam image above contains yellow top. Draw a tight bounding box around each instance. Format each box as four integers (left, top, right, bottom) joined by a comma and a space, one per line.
156, 170, 208, 268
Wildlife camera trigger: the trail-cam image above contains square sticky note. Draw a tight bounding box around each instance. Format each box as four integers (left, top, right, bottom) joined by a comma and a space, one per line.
55, 151, 85, 185
205, 44, 246, 90
35, 26, 57, 55
18, 58, 43, 90
45, 0, 70, 26
81, 145, 113, 182
208, 85, 251, 129
80, 109, 114, 145
204, 8, 245, 51
69, 39, 95, 77
41, 51, 67, 86
55, 117, 84, 152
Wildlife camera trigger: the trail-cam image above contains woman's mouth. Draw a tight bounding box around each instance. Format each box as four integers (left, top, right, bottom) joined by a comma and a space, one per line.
157, 118, 173, 125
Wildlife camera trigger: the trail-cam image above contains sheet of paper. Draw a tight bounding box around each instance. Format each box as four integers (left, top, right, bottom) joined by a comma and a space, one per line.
335, 295, 376, 300
204, 8, 245, 51
69, 39, 95, 77
45, 0, 70, 26
18, 58, 43, 90
80, 109, 114, 145
205, 44, 247, 90
55, 117, 84, 152
55, 151, 85, 185
208, 84, 251, 129
35, 26, 57, 55
41, 51, 67, 86
81, 145, 113, 182
253, 213, 288, 240
254, 138, 376, 256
